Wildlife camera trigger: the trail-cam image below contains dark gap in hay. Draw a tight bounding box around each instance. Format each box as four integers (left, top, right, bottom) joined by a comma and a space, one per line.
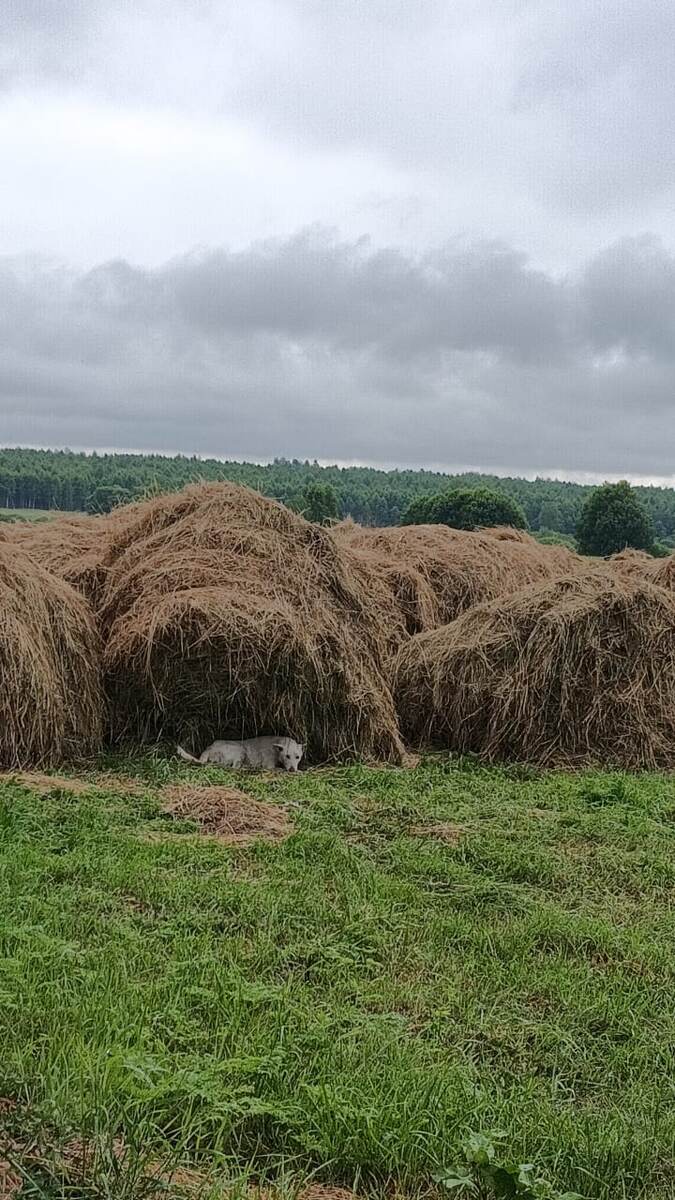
394, 570, 675, 770
161, 785, 292, 844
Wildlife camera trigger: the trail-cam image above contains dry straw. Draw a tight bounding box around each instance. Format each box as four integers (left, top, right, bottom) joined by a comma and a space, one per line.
479, 524, 534, 543
6, 512, 117, 604
0, 536, 102, 767
98, 483, 406, 763
651, 553, 675, 591
334, 520, 581, 632
607, 548, 658, 580
394, 570, 675, 769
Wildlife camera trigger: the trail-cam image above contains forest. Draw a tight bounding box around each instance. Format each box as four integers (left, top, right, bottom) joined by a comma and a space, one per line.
1, 446, 675, 544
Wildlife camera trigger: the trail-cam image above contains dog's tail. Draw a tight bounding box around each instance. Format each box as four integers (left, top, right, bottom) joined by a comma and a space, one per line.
177, 744, 201, 763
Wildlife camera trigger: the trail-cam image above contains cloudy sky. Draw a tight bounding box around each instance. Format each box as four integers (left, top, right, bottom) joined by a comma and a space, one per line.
2, 1, 675, 481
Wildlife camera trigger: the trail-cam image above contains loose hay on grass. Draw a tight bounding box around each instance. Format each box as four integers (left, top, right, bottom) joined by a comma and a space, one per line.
409, 822, 466, 845
394, 571, 675, 769
0, 771, 143, 796
101, 484, 406, 764
0, 541, 102, 768
162, 785, 292, 844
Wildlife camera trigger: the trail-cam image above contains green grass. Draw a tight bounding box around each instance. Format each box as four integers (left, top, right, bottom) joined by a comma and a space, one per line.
0, 508, 69, 523
1, 755, 674, 1198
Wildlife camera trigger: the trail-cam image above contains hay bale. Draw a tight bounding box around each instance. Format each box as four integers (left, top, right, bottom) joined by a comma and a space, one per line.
344, 544, 440, 636
100, 483, 405, 763
394, 571, 675, 769
5, 513, 116, 603
0, 541, 102, 767
334, 521, 581, 628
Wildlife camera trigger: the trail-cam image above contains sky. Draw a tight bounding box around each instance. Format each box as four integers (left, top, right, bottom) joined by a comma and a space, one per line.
1, 0, 675, 482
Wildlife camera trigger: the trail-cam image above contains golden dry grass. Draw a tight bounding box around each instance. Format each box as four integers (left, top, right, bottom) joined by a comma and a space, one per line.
394, 570, 675, 769
0, 540, 102, 768
161, 784, 293, 844
99, 484, 405, 764
651, 553, 675, 591
4, 512, 117, 604
334, 519, 582, 631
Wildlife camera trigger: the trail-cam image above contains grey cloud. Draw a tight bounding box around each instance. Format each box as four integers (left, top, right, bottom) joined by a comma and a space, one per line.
5, 0, 674, 218
580, 236, 675, 359
1, 231, 674, 476
94, 232, 569, 364
1, 0, 105, 87
3, 0, 675, 283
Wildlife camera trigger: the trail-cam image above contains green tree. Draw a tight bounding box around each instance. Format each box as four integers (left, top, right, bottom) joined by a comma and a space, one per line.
85, 484, 132, 515
399, 495, 435, 525
300, 482, 340, 525
537, 498, 562, 531
401, 486, 528, 531
576, 480, 655, 556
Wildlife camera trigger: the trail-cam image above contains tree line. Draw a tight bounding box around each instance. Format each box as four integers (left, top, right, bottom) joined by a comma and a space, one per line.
1, 447, 675, 546
400, 480, 662, 557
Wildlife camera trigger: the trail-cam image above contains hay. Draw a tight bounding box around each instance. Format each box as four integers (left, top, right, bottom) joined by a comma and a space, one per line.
394, 571, 675, 769
0, 1156, 21, 1198
479, 525, 534, 543
334, 521, 581, 629
409, 822, 466, 845
161, 785, 292, 843
340, 538, 440, 636
0, 542, 102, 768
651, 554, 675, 591
0, 770, 143, 796
100, 483, 405, 763
607, 548, 657, 580
5, 513, 116, 603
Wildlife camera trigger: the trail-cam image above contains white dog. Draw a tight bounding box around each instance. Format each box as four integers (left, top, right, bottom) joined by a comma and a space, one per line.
177, 735, 304, 772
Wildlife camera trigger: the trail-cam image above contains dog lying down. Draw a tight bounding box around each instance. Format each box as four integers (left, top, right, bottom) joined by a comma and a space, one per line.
177, 736, 304, 772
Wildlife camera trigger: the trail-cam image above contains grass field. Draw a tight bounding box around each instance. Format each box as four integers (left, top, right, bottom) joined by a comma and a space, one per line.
0, 508, 63, 523
1, 755, 674, 1198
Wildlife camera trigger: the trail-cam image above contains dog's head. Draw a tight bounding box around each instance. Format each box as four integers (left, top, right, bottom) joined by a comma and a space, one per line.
274, 739, 304, 772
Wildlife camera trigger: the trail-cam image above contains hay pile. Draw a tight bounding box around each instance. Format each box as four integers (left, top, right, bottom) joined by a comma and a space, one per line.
5, 513, 116, 603
479, 525, 534, 543
162, 785, 292, 844
99, 483, 405, 763
334, 521, 581, 631
394, 571, 675, 769
334, 521, 440, 636
651, 554, 675, 591
607, 548, 657, 580
0, 538, 102, 767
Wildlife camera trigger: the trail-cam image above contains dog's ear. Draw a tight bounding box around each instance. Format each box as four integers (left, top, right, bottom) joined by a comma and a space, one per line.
273, 742, 283, 751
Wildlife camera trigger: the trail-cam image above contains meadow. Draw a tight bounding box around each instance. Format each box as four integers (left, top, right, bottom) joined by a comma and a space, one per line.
1, 754, 674, 1199
0, 508, 58, 523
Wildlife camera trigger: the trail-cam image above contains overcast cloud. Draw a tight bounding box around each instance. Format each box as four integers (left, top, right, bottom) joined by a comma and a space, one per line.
1, 0, 674, 478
